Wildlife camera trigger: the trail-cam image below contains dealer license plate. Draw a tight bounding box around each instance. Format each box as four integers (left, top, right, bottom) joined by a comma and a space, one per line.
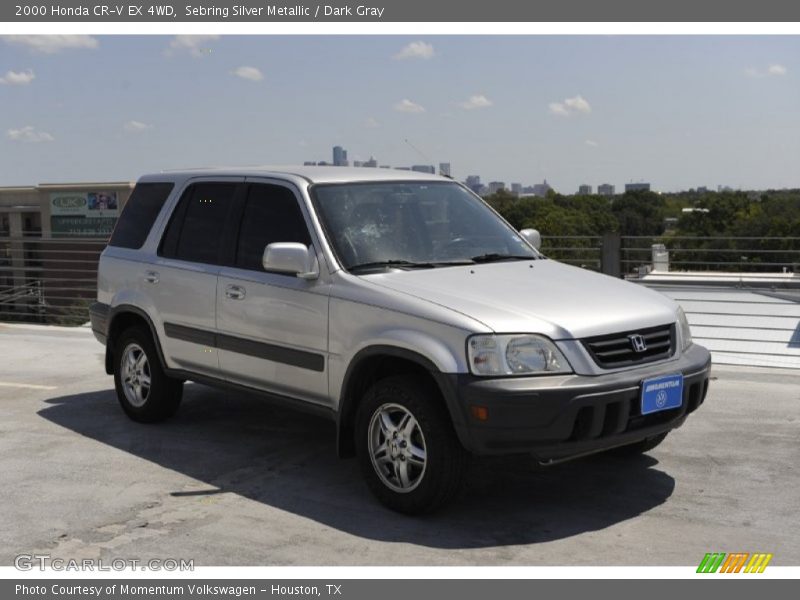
641, 373, 684, 415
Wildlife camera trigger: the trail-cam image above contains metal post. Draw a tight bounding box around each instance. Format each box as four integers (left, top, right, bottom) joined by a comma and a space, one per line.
601, 232, 621, 278
8, 212, 25, 313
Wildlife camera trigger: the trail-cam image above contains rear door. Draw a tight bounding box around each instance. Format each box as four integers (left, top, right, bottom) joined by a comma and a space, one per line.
216, 180, 330, 407
150, 178, 242, 374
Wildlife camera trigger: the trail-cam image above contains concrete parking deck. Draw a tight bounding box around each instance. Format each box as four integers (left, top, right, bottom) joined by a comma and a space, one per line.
1, 323, 798, 566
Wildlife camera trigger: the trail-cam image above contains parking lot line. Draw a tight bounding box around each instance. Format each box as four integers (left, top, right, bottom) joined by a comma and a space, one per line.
0, 381, 58, 390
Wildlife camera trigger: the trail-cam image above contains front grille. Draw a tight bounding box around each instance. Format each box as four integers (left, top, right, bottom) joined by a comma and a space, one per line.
582, 323, 675, 369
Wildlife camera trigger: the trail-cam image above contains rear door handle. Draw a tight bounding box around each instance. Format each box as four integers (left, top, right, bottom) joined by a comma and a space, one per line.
144, 271, 159, 284
225, 285, 246, 300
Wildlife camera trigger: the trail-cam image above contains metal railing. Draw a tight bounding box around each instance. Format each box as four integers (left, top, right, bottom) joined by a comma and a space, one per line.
0, 232, 799, 326
1, 232, 106, 325
539, 235, 603, 271
621, 236, 800, 274
536, 234, 800, 280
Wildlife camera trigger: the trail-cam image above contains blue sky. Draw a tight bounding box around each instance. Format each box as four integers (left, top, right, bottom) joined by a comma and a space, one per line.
1, 35, 798, 192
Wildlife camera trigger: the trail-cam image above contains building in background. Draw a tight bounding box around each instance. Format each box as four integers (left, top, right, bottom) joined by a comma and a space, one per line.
598, 183, 616, 196
578, 184, 592, 195
333, 145, 349, 166
511, 183, 522, 196
465, 175, 482, 193
625, 182, 651, 192
411, 165, 435, 174
363, 157, 378, 168
488, 181, 506, 194
439, 162, 451, 177
0, 181, 134, 323
532, 180, 553, 197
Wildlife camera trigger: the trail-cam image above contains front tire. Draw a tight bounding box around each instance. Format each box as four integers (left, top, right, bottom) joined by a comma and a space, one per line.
355, 375, 468, 514
113, 326, 182, 423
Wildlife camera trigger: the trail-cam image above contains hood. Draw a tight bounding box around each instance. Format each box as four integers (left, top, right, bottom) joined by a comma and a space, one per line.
362, 259, 678, 339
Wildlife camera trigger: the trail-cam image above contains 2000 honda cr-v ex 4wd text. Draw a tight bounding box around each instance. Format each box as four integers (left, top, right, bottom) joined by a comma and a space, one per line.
90, 167, 711, 514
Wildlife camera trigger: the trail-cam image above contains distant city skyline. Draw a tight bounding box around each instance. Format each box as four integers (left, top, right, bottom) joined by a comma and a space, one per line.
1, 35, 798, 191
301, 146, 750, 196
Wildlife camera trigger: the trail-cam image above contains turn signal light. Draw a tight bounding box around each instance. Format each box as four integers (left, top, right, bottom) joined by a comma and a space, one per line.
470, 405, 489, 422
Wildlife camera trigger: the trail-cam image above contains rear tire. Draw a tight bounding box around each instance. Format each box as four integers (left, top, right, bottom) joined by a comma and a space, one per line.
113, 326, 182, 423
609, 432, 668, 456
355, 375, 469, 515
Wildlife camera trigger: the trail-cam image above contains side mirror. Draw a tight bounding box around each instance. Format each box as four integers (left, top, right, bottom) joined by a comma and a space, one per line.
519, 228, 542, 250
262, 243, 319, 280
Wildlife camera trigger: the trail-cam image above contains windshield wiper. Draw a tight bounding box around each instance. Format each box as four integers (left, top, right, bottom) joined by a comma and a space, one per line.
349, 259, 473, 273
470, 253, 536, 263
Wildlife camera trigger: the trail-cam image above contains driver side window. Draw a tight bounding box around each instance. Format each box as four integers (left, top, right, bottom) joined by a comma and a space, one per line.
235, 184, 312, 271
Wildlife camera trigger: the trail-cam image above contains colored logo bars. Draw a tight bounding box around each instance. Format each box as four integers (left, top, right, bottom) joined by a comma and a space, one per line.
697, 552, 773, 573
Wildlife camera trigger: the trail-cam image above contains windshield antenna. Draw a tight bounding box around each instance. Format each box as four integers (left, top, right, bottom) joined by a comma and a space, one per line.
404, 138, 434, 165
403, 138, 453, 179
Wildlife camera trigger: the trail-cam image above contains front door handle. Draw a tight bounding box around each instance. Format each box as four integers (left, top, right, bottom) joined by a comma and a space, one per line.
144, 271, 159, 284
225, 285, 246, 300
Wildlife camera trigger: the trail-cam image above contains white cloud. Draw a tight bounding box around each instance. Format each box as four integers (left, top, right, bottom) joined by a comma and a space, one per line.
459, 94, 493, 110
232, 66, 263, 82
746, 64, 788, 77
1, 35, 97, 54
166, 35, 219, 58
0, 69, 35, 85
393, 99, 426, 113
549, 94, 592, 117
365, 117, 380, 128
7, 125, 54, 143
394, 41, 435, 60
123, 120, 153, 133
585, 139, 599, 147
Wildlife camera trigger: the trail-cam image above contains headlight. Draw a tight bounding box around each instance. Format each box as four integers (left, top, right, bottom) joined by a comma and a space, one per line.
468, 334, 572, 376
677, 307, 693, 351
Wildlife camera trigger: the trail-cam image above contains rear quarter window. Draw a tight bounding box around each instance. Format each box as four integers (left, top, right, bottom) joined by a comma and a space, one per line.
108, 182, 175, 249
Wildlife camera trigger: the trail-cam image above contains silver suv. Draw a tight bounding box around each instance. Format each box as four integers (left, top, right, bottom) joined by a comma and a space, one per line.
90, 167, 711, 514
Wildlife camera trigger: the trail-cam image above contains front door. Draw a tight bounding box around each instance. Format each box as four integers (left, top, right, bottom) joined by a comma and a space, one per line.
216, 181, 330, 407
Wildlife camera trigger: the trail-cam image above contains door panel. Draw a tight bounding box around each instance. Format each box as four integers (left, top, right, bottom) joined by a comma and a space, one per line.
217, 269, 329, 404
149, 261, 220, 374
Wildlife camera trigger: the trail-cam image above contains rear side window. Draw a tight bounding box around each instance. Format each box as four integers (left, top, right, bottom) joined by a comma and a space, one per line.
235, 184, 311, 271
108, 182, 174, 249
160, 182, 238, 264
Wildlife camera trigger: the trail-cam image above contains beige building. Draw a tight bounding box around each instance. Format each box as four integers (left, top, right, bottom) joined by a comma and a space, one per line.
0, 181, 134, 238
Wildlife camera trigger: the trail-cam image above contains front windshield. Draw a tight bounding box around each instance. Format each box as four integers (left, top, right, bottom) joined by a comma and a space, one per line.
311, 181, 539, 271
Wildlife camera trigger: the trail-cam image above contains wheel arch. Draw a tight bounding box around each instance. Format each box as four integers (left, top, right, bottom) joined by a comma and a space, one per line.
336, 345, 468, 458
105, 305, 168, 375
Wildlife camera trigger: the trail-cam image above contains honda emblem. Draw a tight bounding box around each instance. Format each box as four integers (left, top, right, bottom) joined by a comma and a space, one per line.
629, 334, 647, 353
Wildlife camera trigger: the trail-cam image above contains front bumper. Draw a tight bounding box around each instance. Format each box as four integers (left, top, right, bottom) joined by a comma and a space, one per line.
439, 343, 711, 462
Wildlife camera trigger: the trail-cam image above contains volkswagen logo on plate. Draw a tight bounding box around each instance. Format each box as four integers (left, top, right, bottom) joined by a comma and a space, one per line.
656, 389, 668, 408
629, 334, 648, 353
